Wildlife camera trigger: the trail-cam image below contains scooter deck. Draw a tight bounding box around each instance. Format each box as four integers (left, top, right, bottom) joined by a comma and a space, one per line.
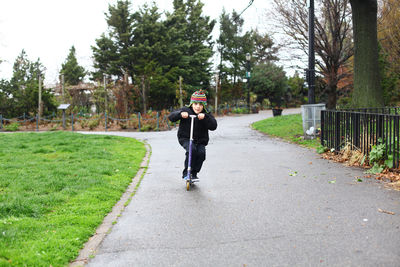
184, 177, 199, 183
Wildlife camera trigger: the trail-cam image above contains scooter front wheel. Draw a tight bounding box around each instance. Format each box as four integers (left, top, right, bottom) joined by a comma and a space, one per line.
186, 180, 190, 191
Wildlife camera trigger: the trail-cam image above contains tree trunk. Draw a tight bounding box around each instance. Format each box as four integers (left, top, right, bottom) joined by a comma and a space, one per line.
141, 75, 147, 114
124, 73, 129, 117
327, 84, 337, 110
350, 0, 383, 107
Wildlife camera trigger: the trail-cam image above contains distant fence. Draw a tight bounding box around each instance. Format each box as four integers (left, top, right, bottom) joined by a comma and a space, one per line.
0, 112, 172, 132
0, 103, 264, 132
321, 108, 400, 168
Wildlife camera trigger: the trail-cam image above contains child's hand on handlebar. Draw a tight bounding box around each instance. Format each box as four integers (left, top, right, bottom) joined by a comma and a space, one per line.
181, 112, 189, 118
181, 112, 204, 120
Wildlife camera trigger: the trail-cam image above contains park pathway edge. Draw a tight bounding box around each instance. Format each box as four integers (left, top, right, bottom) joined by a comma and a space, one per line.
69, 141, 151, 267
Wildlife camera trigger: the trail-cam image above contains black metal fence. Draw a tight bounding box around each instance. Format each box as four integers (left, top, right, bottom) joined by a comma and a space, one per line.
321, 109, 400, 168
339, 107, 400, 115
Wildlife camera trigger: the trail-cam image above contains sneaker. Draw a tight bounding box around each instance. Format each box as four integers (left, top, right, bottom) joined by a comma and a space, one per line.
183, 175, 189, 180
192, 174, 199, 180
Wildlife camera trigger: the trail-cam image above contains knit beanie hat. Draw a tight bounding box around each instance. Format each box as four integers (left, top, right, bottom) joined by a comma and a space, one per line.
190, 89, 207, 106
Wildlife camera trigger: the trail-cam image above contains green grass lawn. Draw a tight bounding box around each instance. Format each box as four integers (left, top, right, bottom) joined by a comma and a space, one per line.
0, 132, 146, 266
252, 113, 320, 149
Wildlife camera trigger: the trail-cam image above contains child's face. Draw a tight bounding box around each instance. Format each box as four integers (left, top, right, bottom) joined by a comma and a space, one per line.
192, 102, 204, 114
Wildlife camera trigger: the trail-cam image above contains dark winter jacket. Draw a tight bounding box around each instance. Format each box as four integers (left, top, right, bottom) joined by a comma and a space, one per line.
168, 106, 217, 146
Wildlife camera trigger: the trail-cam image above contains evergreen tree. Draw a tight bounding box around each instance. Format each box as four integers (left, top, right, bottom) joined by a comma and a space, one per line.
217, 10, 247, 85
252, 29, 279, 64
92, 0, 135, 80
251, 62, 287, 107
91, 0, 215, 111
60, 46, 86, 85
0, 79, 12, 116
106, 0, 135, 77
216, 10, 279, 104
91, 33, 119, 80
165, 0, 216, 89
287, 71, 307, 105
131, 3, 176, 111
7, 50, 56, 117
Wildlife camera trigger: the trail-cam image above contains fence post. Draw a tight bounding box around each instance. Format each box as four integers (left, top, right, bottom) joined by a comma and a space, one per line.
320, 111, 325, 146
334, 111, 341, 151
138, 112, 141, 131
62, 110, 66, 129
353, 113, 360, 150
377, 114, 384, 141
36, 114, 39, 131
0, 115, 2, 130
71, 113, 74, 131
156, 112, 159, 131
105, 112, 108, 132
395, 117, 399, 168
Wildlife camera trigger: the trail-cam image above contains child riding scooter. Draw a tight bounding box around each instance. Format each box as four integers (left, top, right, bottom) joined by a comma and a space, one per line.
168, 90, 218, 189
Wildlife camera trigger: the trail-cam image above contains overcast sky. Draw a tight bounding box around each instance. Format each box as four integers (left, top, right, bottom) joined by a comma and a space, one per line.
0, 0, 285, 85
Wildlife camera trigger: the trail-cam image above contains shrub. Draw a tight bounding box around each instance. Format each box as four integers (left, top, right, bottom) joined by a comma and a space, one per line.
88, 118, 100, 130
140, 124, 153, 131
232, 107, 249, 114
79, 119, 89, 129
367, 138, 395, 174
119, 122, 128, 129
4, 122, 20, 131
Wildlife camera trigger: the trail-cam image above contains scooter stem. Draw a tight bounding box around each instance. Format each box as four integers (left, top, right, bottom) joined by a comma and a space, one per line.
187, 115, 196, 176
189, 115, 196, 141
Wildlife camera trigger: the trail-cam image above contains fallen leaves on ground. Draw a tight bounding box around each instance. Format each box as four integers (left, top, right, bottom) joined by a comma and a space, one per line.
320, 151, 400, 190
377, 169, 400, 191
378, 208, 395, 215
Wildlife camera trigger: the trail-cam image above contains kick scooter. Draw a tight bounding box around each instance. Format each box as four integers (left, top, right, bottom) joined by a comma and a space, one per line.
186, 114, 198, 191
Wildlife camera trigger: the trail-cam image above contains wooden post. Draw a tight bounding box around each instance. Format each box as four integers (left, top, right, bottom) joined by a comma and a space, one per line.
179, 76, 183, 108
38, 75, 42, 122
61, 74, 65, 101
138, 112, 141, 131
105, 111, 108, 131
142, 76, 147, 114
215, 74, 219, 114
71, 113, 74, 131
156, 112, 159, 131
124, 72, 129, 117
104, 74, 108, 113
62, 110, 66, 129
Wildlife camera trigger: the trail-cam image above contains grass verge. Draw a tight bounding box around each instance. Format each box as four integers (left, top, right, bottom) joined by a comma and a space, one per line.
251, 113, 320, 149
0, 132, 146, 266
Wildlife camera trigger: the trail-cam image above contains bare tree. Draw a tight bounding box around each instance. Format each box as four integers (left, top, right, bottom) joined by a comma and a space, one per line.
378, 0, 400, 78
272, 0, 353, 109
377, 0, 400, 104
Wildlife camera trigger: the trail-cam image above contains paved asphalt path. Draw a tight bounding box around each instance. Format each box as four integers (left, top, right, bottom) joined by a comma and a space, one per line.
84, 109, 400, 267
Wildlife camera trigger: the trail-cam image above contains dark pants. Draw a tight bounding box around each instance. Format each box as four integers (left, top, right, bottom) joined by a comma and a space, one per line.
181, 140, 206, 178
